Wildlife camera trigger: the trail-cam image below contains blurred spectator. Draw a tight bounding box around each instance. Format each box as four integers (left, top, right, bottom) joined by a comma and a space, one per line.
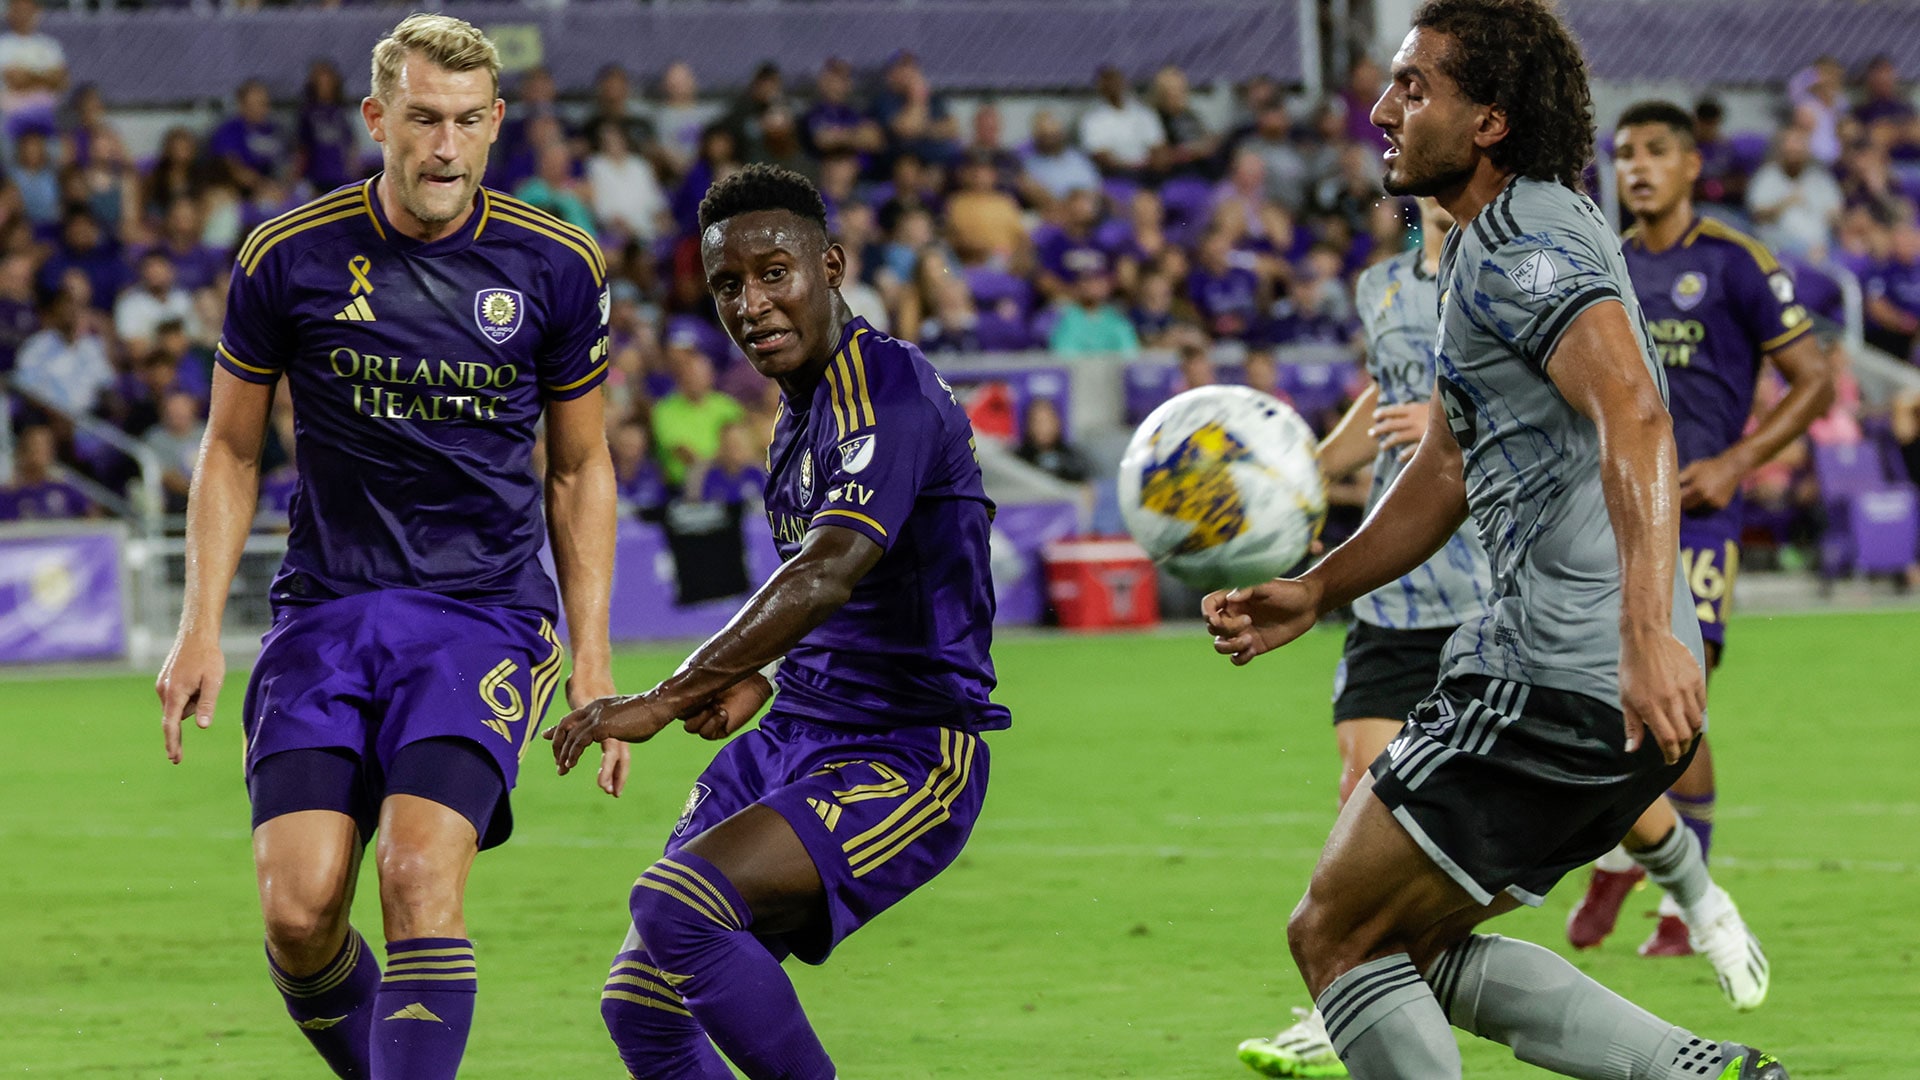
946, 150, 1026, 269
1243, 347, 1279, 395
1338, 56, 1386, 147
1020, 110, 1099, 209
652, 61, 724, 179
1313, 143, 1387, 232
879, 150, 945, 221
872, 51, 960, 168
110, 320, 210, 434
1187, 227, 1267, 341
583, 64, 663, 173
836, 245, 890, 334
610, 419, 669, 514
297, 60, 359, 194
152, 197, 225, 293
1129, 270, 1184, 347
1212, 148, 1271, 241
1865, 220, 1920, 359
874, 201, 936, 295
965, 101, 1023, 189
1788, 56, 1847, 167
40, 210, 128, 310
209, 79, 287, 197
652, 347, 745, 488
1048, 270, 1138, 358
723, 61, 789, 163
918, 273, 982, 354
1300, 102, 1349, 191
497, 67, 560, 182
753, 105, 814, 179
13, 127, 54, 226
1080, 67, 1164, 178
672, 123, 741, 235
141, 390, 203, 514
1266, 243, 1355, 346
697, 421, 768, 506
1748, 126, 1843, 258
802, 58, 882, 161
1015, 397, 1092, 484
0, 249, 35, 372
116, 251, 199, 355
141, 128, 208, 222
1, 423, 88, 520
1237, 99, 1310, 211
14, 286, 110, 416
586, 122, 669, 243
1174, 337, 1216, 392
1854, 56, 1915, 132
1034, 187, 1118, 300
1839, 142, 1907, 222
1692, 99, 1745, 206
1149, 65, 1219, 180
61, 84, 115, 168
515, 142, 596, 234
0, 0, 65, 147
73, 128, 135, 240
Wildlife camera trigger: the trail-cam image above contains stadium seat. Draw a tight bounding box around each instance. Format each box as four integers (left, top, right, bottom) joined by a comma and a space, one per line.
1813, 441, 1920, 578
965, 267, 1035, 318
1124, 362, 1181, 424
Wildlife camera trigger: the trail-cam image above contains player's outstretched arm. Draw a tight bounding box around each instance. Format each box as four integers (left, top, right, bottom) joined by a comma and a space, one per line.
1546, 301, 1706, 764
1206, 389, 1467, 664
1679, 334, 1833, 511
156, 367, 272, 764
547, 525, 883, 773
542, 386, 628, 796
1317, 380, 1381, 480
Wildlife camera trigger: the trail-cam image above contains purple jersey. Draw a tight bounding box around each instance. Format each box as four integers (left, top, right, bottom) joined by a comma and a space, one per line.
1624, 217, 1811, 472
216, 179, 610, 619
763, 317, 1009, 732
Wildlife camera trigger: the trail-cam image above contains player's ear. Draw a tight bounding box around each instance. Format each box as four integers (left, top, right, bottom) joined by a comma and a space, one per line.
362, 96, 386, 144
1473, 103, 1509, 151
822, 239, 846, 290
489, 97, 505, 144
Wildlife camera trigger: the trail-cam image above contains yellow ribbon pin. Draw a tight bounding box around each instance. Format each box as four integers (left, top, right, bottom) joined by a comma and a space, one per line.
348, 255, 374, 296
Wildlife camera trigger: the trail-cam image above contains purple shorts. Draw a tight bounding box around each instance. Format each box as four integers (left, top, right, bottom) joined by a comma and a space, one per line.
1679, 514, 1741, 652
241, 589, 566, 848
664, 712, 991, 964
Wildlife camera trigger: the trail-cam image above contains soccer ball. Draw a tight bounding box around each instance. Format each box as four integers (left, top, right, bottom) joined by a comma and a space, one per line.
1117, 385, 1326, 592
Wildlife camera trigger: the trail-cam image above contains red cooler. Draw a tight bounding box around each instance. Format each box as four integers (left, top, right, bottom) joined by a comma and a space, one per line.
1042, 538, 1160, 630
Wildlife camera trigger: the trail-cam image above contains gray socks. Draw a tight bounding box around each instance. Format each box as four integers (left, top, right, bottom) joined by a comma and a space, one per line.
1427, 934, 1732, 1080
1631, 826, 1713, 912
1315, 953, 1462, 1079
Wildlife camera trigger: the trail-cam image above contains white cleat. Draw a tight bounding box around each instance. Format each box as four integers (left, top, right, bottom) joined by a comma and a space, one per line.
1686, 886, 1770, 1011
1236, 1007, 1349, 1077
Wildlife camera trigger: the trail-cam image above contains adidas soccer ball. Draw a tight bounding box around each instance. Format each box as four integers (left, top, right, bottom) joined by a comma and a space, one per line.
1117, 385, 1327, 592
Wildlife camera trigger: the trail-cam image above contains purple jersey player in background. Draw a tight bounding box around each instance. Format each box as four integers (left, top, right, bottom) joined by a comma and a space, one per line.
154, 16, 627, 1080
1566, 100, 1832, 996
547, 163, 1008, 1080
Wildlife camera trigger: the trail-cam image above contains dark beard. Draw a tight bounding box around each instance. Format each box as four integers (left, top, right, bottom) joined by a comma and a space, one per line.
1383, 149, 1475, 197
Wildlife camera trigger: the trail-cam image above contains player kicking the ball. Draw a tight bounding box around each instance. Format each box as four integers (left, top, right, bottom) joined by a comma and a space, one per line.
547, 164, 1009, 1080
155, 17, 627, 1078
1206, 2, 1788, 1077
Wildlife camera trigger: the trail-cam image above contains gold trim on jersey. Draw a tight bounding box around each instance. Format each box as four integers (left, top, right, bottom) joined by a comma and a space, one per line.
1760, 321, 1811, 353
473, 188, 492, 241
812, 508, 886, 537
841, 728, 979, 878
487, 192, 608, 283
360, 178, 387, 241
236, 187, 363, 270
216, 340, 277, 376
545, 358, 611, 394
822, 356, 851, 437
1692, 217, 1781, 273
846, 330, 876, 427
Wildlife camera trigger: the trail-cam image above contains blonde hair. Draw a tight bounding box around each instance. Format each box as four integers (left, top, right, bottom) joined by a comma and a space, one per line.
370, 14, 500, 102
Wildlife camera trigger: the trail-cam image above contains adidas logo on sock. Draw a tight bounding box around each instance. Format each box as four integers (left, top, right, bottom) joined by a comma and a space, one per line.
334, 296, 376, 321
297, 1014, 347, 1030
384, 1003, 444, 1023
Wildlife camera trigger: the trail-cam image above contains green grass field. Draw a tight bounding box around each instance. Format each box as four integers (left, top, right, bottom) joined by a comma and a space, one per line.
4, 610, 1916, 1078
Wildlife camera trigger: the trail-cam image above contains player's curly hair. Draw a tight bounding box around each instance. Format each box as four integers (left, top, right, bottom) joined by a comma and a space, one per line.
697, 163, 830, 239
1412, 0, 1593, 190
1616, 100, 1697, 146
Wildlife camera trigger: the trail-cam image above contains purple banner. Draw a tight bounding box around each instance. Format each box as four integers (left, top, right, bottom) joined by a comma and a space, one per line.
0, 527, 127, 664
600, 514, 781, 644
989, 499, 1082, 625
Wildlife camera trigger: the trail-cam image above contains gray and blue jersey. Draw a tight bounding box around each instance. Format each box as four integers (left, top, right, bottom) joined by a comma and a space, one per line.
1352, 248, 1491, 631
1432, 177, 1705, 707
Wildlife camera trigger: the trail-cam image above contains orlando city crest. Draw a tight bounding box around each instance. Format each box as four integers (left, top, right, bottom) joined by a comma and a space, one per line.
474, 288, 524, 344
1671, 271, 1707, 312
799, 448, 815, 504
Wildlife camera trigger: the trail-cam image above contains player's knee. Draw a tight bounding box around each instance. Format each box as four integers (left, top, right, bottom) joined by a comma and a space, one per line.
628, 858, 739, 961
1288, 888, 1372, 993
260, 894, 347, 967
375, 841, 462, 932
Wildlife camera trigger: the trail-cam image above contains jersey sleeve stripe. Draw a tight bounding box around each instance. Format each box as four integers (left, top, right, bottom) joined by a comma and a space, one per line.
823, 359, 850, 437
847, 332, 877, 428
242, 206, 374, 275
487, 207, 607, 286
236, 188, 362, 267
1760, 321, 1812, 353
488, 193, 607, 276
359, 179, 386, 240
1530, 284, 1622, 372
545, 357, 610, 393
1696, 219, 1781, 273
812, 508, 887, 536
1497, 193, 1523, 245
216, 340, 277, 375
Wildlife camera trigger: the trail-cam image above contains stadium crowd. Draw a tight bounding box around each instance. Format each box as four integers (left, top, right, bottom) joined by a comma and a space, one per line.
0, 4, 1917, 576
